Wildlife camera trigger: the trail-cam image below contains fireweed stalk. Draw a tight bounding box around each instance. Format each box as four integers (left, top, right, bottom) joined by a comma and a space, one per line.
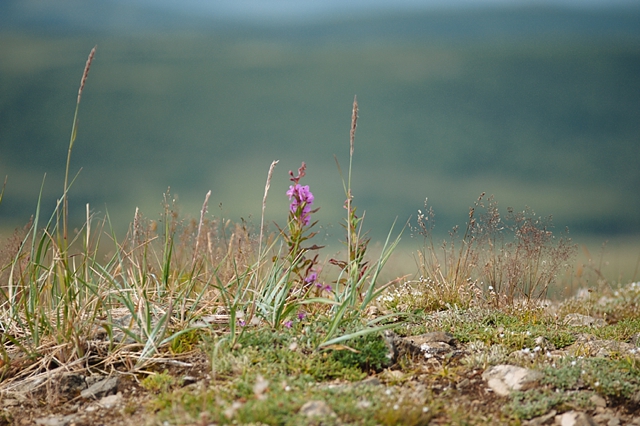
283, 163, 322, 293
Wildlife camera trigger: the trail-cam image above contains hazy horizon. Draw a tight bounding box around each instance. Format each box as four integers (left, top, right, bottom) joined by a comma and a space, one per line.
1, 1, 639, 258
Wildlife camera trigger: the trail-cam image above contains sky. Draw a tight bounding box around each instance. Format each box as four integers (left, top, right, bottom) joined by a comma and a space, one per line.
132, 0, 638, 22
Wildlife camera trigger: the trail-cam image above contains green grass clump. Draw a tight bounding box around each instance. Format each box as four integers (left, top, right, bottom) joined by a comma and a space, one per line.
232, 328, 377, 382
141, 370, 177, 394
327, 332, 392, 373
505, 389, 594, 420
418, 308, 571, 353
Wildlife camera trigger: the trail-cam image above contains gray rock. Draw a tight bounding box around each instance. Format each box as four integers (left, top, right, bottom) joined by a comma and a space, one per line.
80, 376, 118, 399
384, 331, 457, 362
418, 331, 457, 345
299, 400, 336, 419
526, 410, 556, 426
356, 377, 382, 387
85, 374, 106, 386
58, 373, 86, 400
607, 417, 621, 426
555, 411, 597, 426
34, 415, 76, 426
98, 392, 122, 409
482, 365, 543, 397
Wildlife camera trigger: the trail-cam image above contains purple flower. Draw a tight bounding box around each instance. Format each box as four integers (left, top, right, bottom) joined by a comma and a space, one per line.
238, 319, 246, 327
284, 320, 293, 328
297, 312, 306, 320
287, 184, 314, 226
322, 284, 333, 293
305, 272, 318, 286
287, 184, 314, 205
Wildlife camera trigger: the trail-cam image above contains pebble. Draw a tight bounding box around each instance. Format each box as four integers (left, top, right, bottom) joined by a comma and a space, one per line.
482, 364, 543, 397
555, 411, 597, 426
81, 376, 118, 399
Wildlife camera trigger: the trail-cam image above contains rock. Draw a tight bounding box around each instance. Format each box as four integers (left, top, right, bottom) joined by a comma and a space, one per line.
589, 394, 606, 408
419, 332, 457, 345
526, 410, 556, 426
384, 331, 457, 362
356, 377, 382, 387
80, 376, 118, 399
555, 411, 597, 426
482, 365, 543, 397
34, 415, 76, 426
58, 373, 86, 400
563, 314, 606, 328
98, 392, 122, 409
299, 400, 336, 419
85, 375, 106, 387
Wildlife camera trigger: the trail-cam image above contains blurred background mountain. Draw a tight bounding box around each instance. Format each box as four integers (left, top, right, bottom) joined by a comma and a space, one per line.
1, 0, 639, 275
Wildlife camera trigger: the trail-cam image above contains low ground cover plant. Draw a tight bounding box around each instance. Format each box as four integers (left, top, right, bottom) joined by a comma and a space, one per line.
1, 46, 638, 425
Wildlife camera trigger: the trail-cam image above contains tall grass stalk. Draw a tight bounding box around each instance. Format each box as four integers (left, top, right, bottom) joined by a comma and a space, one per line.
0, 176, 6, 206
318, 95, 404, 347
62, 46, 96, 253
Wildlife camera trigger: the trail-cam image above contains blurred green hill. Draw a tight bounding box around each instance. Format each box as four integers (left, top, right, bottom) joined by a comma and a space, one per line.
1, 4, 639, 244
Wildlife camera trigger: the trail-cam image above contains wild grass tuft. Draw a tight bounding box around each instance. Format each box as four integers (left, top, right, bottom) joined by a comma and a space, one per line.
0, 54, 403, 388
411, 193, 576, 312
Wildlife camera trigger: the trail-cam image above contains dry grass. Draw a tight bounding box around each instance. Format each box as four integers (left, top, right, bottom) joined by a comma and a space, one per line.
409, 193, 577, 311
